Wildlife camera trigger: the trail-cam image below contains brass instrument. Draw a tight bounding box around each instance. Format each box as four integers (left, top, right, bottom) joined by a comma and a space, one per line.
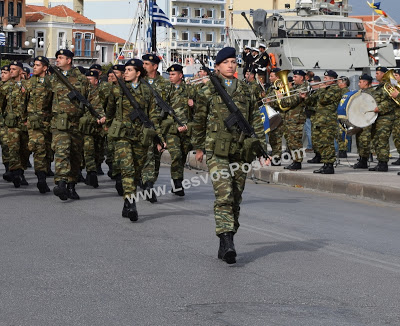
382, 69, 400, 105
274, 70, 291, 111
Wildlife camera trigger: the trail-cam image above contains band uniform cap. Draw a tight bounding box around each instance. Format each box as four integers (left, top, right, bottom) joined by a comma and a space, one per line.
244, 45, 251, 50
142, 54, 160, 64
112, 64, 125, 72
34, 56, 50, 66
359, 74, 373, 82
215, 47, 236, 65
293, 70, 306, 77
23, 67, 31, 74
10, 61, 23, 69
55, 49, 74, 58
324, 70, 338, 78
271, 68, 281, 73
125, 59, 144, 68
252, 47, 259, 52
259, 43, 266, 48
376, 66, 388, 73
393, 68, 400, 75
90, 64, 102, 71
311, 75, 321, 82
1, 65, 10, 71
76, 66, 87, 74
85, 70, 99, 78
167, 64, 183, 73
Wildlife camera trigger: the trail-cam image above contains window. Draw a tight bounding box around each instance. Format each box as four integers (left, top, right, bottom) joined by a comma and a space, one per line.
193, 32, 201, 41
17, 2, 22, 18
8, 1, 13, 16
182, 32, 189, 41
181, 8, 189, 17
16, 31, 22, 47
36, 31, 44, 48
75, 33, 82, 56
101, 46, 107, 63
206, 33, 213, 42
220, 34, 225, 42
220, 10, 225, 19
194, 8, 201, 18
251, 40, 256, 47
172, 7, 176, 16
58, 32, 65, 49
172, 31, 176, 40
206, 9, 213, 18
0, 1, 4, 17
243, 39, 249, 46
84, 33, 91, 57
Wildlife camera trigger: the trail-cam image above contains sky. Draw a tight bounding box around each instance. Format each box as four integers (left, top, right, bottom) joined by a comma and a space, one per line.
350, 0, 400, 23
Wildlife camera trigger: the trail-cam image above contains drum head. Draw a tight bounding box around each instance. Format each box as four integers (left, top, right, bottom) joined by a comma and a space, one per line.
347, 92, 378, 128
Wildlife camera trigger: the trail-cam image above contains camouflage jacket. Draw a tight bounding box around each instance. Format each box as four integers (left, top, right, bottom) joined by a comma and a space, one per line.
98, 81, 112, 113
247, 79, 263, 107
312, 84, 343, 125
25, 75, 53, 122
144, 74, 171, 102
373, 83, 395, 116
280, 81, 307, 116
166, 82, 193, 126
0, 79, 28, 127
106, 80, 163, 141
191, 76, 265, 151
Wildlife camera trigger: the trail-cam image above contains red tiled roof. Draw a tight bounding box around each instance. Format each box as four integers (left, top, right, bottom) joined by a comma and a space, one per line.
95, 28, 126, 44
25, 4, 95, 25
26, 12, 45, 22
26, 5, 48, 12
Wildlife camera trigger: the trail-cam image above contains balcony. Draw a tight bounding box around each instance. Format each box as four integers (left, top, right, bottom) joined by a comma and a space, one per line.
171, 17, 225, 27
170, 41, 225, 51
7, 16, 21, 26
171, 0, 225, 3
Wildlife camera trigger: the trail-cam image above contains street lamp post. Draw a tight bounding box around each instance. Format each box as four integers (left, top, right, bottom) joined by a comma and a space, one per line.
24, 37, 37, 60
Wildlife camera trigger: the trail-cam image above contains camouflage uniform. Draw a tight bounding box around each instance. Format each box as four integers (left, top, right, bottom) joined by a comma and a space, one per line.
305, 90, 319, 153
355, 88, 375, 159
95, 81, 111, 169
192, 76, 266, 235
141, 74, 170, 185
0, 80, 10, 172
25, 75, 53, 174
371, 83, 395, 162
391, 96, 400, 159
107, 80, 161, 199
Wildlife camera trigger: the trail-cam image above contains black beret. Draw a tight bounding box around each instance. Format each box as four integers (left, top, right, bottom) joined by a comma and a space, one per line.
55, 49, 74, 58
311, 76, 321, 82
125, 59, 143, 68
288, 76, 294, 83
293, 70, 306, 77
249, 68, 257, 75
167, 64, 183, 73
23, 67, 31, 74
393, 69, 400, 75
90, 64, 102, 71
271, 68, 281, 73
199, 66, 207, 71
1, 65, 10, 71
324, 70, 338, 78
359, 74, 373, 82
10, 61, 23, 69
86, 70, 99, 78
142, 54, 160, 64
215, 47, 236, 65
376, 66, 388, 73
34, 56, 50, 66
112, 64, 125, 72
76, 66, 87, 74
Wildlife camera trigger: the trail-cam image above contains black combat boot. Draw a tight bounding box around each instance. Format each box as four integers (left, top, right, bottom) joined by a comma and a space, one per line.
338, 150, 347, 158
172, 179, 185, 196
313, 164, 326, 174
36, 171, 50, 194
353, 157, 368, 169
369, 161, 388, 172
115, 174, 123, 196
86, 171, 99, 188
11, 169, 23, 188
217, 232, 237, 264
67, 183, 80, 200
97, 164, 104, 175
284, 162, 301, 170
53, 180, 68, 200
3, 162, 12, 182
46, 163, 54, 177
307, 152, 321, 163
122, 198, 138, 221
20, 171, 29, 186
144, 181, 157, 203
321, 163, 334, 174
391, 158, 400, 165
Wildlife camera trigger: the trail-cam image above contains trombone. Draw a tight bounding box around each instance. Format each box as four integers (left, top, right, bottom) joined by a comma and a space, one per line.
186, 76, 209, 84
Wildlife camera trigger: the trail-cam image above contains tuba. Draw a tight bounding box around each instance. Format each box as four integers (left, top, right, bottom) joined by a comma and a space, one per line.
382, 69, 400, 105
274, 69, 291, 111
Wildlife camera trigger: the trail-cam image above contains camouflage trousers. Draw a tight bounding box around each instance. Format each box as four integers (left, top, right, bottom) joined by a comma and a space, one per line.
392, 111, 400, 154
7, 127, 30, 171
106, 136, 121, 177
28, 126, 53, 173
166, 132, 192, 180
371, 114, 394, 162
0, 125, 10, 165
310, 114, 319, 153
336, 123, 348, 152
355, 125, 372, 158
207, 151, 247, 236
52, 128, 83, 183
141, 141, 161, 184
114, 137, 147, 198
268, 121, 284, 158
283, 108, 306, 162
95, 133, 106, 167
312, 122, 337, 164
83, 131, 103, 172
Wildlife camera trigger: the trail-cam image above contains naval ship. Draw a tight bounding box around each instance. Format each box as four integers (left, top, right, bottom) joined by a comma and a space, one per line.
250, 0, 397, 77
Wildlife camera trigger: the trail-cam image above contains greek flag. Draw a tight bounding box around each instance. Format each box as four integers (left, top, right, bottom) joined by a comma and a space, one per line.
151, 2, 174, 28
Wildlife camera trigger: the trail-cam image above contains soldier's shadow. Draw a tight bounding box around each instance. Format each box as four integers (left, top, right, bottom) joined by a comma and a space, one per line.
233, 239, 328, 267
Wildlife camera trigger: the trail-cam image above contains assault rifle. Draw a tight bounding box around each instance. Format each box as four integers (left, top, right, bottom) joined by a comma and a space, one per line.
141, 79, 185, 127
112, 72, 164, 147
49, 65, 101, 119
201, 62, 269, 159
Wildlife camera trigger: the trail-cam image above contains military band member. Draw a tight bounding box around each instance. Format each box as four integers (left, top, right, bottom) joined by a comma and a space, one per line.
253, 43, 270, 74
245, 67, 263, 105
336, 76, 350, 158
369, 67, 396, 172
192, 47, 266, 264
0, 65, 12, 181
242, 45, 253, 74
106, 59, 163, 221
391, 68, 400, 166
25, 56, 53, 193
50, 49, 105, 201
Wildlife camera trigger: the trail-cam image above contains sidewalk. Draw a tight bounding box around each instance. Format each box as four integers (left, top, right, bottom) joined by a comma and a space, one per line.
161, 151, 400, 204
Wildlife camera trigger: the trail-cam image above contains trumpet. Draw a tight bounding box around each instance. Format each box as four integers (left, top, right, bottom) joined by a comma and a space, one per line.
382, 69, 400, 105
186, 76, 209, 84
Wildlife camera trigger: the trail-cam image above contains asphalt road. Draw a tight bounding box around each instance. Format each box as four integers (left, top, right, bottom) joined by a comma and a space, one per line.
1, 165, 400, 326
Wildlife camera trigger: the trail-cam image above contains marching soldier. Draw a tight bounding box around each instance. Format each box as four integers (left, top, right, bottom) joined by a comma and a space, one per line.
391, 68, 400, 166
25, 56, 53, 193
0, 65, 12, 182
245, 67, 263, 105
106, 59, 163, 221
165, 64, 194, 196
192, 47, 266, 264
50, 49, 105, 201
369, 67, 396, 172
0, 61, 30, 187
